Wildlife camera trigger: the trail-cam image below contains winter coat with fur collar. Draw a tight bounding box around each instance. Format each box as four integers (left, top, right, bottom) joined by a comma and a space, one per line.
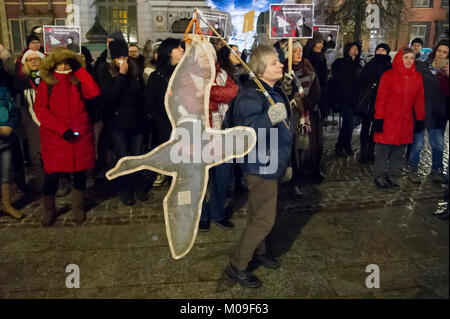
34, 48, 101, 173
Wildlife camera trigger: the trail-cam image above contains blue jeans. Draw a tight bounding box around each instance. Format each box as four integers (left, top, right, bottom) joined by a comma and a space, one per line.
200, 163, 232, 223
336, 102, 354, 151
408, 128, 445, 170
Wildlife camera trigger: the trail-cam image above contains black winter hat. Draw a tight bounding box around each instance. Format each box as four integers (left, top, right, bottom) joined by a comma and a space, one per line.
375, 43, 391, 55
411, 37, 424, 47
109, 39, 129, 59
26, 33, 40, 46
108, 30, 125, 42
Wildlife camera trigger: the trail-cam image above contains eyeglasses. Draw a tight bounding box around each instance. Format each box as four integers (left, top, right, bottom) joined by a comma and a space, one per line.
26, 57, 40, 62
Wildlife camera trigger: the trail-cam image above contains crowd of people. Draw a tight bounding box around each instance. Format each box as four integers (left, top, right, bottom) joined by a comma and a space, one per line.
0, 30, 448, 288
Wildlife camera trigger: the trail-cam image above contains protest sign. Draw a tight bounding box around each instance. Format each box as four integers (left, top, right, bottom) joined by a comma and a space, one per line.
43, 25, 81, 53
269, 4, 314, 39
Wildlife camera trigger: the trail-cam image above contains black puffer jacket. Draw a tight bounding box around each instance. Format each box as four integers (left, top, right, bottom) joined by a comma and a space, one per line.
144, 64, 176, 146
415, 61, 449, 130
309, 52, 330, 118
359, 54, 392, 114
331, 42, 363, 106
98, 59, 146, 130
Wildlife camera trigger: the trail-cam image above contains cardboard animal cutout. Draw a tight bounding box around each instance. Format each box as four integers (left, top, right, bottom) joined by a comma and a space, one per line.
106, 34, 256, 259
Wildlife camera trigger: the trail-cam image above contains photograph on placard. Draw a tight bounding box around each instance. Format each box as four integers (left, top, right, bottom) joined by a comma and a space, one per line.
43, 25, 81, 53
313, 25, 340, 50
199, 12, 228, 38
269, 3, 314, 39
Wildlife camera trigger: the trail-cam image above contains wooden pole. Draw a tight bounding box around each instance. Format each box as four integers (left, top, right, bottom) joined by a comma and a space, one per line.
197, 10, 289, 130
288, 38, 293, 72
244, 32, 248, 51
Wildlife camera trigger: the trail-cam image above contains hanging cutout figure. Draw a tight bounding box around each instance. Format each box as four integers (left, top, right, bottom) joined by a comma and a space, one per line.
106, 28, 257, 260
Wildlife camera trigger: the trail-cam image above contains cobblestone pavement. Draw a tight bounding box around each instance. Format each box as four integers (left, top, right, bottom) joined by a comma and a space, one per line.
0, 122, 448, 299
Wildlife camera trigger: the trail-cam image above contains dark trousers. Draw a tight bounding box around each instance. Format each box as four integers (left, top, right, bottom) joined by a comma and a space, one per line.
309, 111, 324, 174
360, 115, 375, 160
291, 111, 324, 185
230, 174, 278, 270
43, 171, 86, 195
373, 143, 406, 178
11, 134, 27, 191
336, 102, 354, 151
109, 129, 145, 200
201, 163, 232, 223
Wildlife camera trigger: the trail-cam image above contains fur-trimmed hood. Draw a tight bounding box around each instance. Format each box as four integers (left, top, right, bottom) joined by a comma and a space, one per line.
39, 47, 85, 85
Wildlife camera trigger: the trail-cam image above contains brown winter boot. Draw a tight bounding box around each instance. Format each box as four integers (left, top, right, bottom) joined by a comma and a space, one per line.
1, 184, 24, 219
41, 194, 56, 227
72, 189, 86, 224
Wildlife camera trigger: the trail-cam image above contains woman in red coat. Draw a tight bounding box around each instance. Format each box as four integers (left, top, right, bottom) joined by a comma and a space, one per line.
372, 48, 425, 188
34, 47, 101, 226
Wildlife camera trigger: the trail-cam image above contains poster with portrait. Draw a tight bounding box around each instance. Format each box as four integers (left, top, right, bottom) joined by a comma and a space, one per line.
199, 11, 228, 38
313, 25, 340, 50
269, 3, 314, 39
43, 25, 81, 54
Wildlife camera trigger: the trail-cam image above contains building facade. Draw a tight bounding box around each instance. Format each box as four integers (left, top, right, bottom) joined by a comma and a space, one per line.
401, 0, 449, 48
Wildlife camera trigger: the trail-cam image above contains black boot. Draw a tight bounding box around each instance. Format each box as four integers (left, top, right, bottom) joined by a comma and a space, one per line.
226, 264, 262, 288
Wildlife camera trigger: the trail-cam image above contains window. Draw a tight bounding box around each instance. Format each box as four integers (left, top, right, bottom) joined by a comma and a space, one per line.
97, 0, 137, 42
55, 19, 66, 26
412, 0, 433, 7
410, 22, 430, 47
9, 19, 23, 53
441, 0, 449, 8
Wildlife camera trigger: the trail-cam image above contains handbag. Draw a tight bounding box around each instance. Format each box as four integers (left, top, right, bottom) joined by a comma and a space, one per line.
295, 111, 311, 151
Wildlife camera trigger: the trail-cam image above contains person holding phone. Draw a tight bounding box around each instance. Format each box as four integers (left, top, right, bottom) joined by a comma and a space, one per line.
98, 39, 148, 206
407, 39, 449, 184
34, 47, 101, 226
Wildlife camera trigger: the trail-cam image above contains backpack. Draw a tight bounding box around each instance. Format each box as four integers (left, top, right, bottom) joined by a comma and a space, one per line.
0, 86, 14, 125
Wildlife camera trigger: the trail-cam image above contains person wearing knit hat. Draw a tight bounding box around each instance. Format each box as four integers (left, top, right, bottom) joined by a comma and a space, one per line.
26, 34, 41, 51
97, 37, 147, 206
107, 30, 125, 42
21, 49, 45, 65
375, 43, 390, 55
108, 39, 129, 60
410, 37, 424, 60
357, 43, 392, 164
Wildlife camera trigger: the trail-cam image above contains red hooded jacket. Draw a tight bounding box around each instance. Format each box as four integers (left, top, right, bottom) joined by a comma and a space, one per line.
34, 67, 101, 174
374, 49, 425, 146
208, 63, 238, 127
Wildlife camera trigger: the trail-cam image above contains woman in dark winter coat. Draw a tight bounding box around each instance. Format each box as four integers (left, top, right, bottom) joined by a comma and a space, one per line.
304, 31, 331, 121
408, 39, 449, 184
144, 38, 184, 187
226, 45, 293, 289
358, 43, 392, 164
34, 47, 101, 226
372, 48, 425, 188
331, 42, 363, 157
281, 41, 321, 195
0, 74, 23, 219
97, 39, 148, 206
144, 38, 184, 148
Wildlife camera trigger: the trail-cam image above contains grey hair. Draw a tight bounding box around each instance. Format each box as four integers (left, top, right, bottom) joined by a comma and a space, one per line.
248, 45, 278, 77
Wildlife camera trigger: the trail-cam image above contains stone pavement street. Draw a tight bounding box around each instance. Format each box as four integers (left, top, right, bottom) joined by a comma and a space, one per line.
0, 123, 448, 299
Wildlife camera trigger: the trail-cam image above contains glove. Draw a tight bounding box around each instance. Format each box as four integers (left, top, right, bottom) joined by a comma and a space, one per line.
267, 102, 287, 126
281, 167, 292, 183
284, 70, 295, 84
67, 58, 81, 72
281, 70, 295, 96
413, 120, 424, 133
293, 91, 305, 114
63, 129, 77, 141
373, 119, 384, 133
